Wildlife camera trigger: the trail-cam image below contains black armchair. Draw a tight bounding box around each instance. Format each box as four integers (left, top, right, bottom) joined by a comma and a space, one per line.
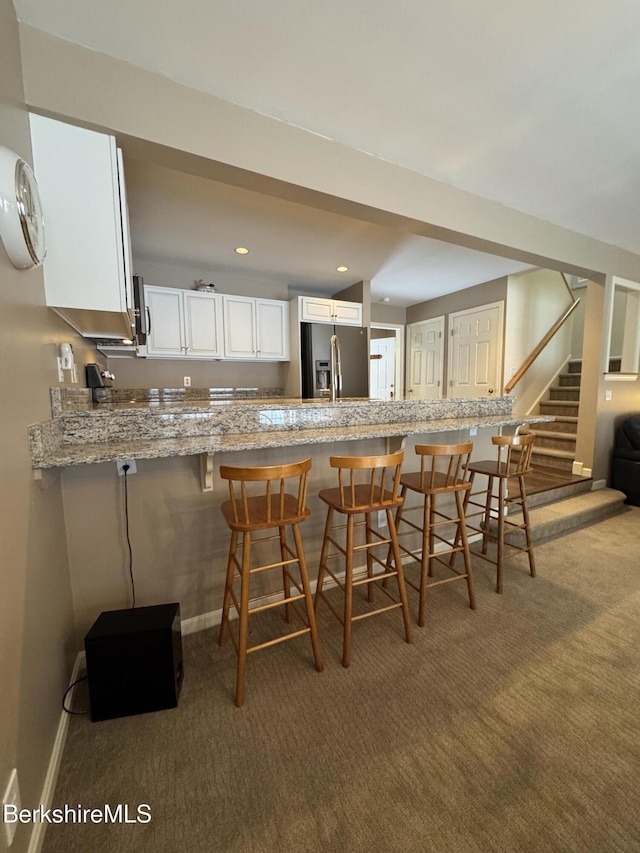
612, 415, 640, 506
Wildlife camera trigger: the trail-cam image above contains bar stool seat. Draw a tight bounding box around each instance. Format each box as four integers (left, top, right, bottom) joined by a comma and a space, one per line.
314, 451, 413, 667
392, 442, 476, 627
218, 457, 323, 707
461, 431, 536, 594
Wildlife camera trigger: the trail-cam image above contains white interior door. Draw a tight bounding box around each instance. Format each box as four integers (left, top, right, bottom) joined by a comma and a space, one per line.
407, 317, 444, 400
370, 336, 396, 400
449, 302, 504, 398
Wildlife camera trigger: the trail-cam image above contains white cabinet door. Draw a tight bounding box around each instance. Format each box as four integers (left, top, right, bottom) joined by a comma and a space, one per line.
29, 114, 130, 315
256, 299, 289, 359
300, 296, 335, 324
223, 295, 256, 358
299, 295, 362, 326
332, 299, 362, 326
145, 287, 185, 357
183, 292, 223, 358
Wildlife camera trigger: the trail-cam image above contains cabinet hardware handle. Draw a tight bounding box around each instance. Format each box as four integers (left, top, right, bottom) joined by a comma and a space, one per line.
145, 306, 152, 335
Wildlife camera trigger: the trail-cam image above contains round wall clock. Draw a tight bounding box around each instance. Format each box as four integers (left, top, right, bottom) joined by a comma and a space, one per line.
0, 146, 47, 269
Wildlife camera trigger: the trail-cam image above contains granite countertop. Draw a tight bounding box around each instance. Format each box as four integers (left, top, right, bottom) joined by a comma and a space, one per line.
28, 388, 553, 469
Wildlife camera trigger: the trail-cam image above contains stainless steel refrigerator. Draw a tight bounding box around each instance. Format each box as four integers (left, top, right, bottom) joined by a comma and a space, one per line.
300, 322, 369, 399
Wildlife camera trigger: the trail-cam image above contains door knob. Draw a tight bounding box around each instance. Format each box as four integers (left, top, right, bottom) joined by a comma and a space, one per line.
488, 388, 494, 395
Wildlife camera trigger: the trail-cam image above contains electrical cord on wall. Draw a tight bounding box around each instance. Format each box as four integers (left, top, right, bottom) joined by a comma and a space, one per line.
122, 464, 136, 608
62, 675, 89, 715
61, 465, 137, 715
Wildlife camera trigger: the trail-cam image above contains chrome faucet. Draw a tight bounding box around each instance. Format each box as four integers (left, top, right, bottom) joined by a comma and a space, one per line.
330, 334, 342, 401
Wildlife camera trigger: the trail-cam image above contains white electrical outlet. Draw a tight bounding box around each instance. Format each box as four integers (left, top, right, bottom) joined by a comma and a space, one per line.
3, 768, 21, 847
470, 427, 477, 436
377, 510, 388, 528
116, 459, 137, 476
183, 376, 191, 387
605, 390, 612, 401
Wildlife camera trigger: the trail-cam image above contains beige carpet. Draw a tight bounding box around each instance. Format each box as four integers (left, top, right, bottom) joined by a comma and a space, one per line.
43, 507, 640, 853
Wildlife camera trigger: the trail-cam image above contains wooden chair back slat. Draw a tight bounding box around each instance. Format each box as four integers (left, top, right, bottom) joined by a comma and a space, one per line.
492, 432, 535, 474
414, 441, 473, 490
328, 450, 404, 509
219, 457, 312, 527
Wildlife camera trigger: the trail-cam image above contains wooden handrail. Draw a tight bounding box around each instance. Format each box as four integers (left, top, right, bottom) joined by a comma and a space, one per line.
505, 295, 581, 394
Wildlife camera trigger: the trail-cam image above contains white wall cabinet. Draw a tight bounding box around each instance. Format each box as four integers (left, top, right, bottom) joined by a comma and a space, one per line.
298, 295, 362, 326
223, 295, 289, 360
29, 114, 134, 337
145, 289, 288, 361
145, 286, 223, 358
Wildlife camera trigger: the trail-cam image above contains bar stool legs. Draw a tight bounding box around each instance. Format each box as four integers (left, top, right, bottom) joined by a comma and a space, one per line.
315, 452, 412, 668
218, 458, 323, 707
392, 442, 476, 628
462, 431, 537, 594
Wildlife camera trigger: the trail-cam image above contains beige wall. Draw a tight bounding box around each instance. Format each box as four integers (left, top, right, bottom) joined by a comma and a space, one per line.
0, 4, 100, 850
406, 277, 508, 325
504, 270, 572, 415
371, 303, 407, 326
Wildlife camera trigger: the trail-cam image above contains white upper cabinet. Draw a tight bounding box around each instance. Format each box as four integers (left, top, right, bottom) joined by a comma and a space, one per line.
298, 295, 362, 326
145, 286, 223, 359
145, 289, 288, 361
256, 299, 289, 359
29, 114, 133, 334
223, 296, 290, 360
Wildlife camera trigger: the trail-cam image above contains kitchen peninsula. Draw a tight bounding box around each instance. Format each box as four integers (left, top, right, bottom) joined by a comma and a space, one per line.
30, 389, 553, 635
29, 388, 551, 472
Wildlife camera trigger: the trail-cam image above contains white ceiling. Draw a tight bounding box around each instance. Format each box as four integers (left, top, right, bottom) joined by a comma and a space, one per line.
14, 0, 640, 304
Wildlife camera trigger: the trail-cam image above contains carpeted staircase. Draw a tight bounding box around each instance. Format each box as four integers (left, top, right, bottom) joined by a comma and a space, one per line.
506, 356, 626, 541
505, 481, 627, 545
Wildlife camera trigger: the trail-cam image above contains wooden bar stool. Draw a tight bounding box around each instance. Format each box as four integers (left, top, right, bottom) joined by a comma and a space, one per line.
391, 442, 476, 627
218, 457, 323, 707
314, 451, 413, 667
460, 431, 536, 594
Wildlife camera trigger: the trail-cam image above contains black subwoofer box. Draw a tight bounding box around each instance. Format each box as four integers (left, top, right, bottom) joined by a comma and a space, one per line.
84, 603, 183, 722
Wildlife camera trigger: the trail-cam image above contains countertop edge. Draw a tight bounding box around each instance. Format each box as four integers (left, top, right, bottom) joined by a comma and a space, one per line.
32, 415, 554, 469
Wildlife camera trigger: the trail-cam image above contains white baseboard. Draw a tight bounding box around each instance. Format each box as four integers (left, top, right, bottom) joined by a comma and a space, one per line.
28, 652, 86, 853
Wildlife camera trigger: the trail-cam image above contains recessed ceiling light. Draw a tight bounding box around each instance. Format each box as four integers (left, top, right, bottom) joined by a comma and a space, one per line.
235, 247, 249, 255
336, 265, 348, 272
381, 297, 390, 303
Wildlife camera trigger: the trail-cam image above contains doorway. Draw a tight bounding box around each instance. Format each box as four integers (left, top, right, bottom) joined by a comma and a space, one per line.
406, 317, 444, 400
370, 323, 404, 400
448, 302, 504, 398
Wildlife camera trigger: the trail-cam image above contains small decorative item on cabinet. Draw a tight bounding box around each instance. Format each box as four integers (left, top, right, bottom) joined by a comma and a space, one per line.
195, 279, 216, 293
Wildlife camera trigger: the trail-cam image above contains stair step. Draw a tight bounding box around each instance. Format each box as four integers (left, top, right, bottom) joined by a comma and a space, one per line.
530, 430, 577, 451
549, 386, 580, 401
502, 488, 627, 544
519, 475, 593, 510
539, 400, 580, 418
567, 359, 583, 374
558, 373, 581, 387
533, 417, 578, 434
530, 448, 575, 472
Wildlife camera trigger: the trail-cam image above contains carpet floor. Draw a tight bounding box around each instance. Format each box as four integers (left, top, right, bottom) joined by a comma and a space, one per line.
42, 507, 640, 853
